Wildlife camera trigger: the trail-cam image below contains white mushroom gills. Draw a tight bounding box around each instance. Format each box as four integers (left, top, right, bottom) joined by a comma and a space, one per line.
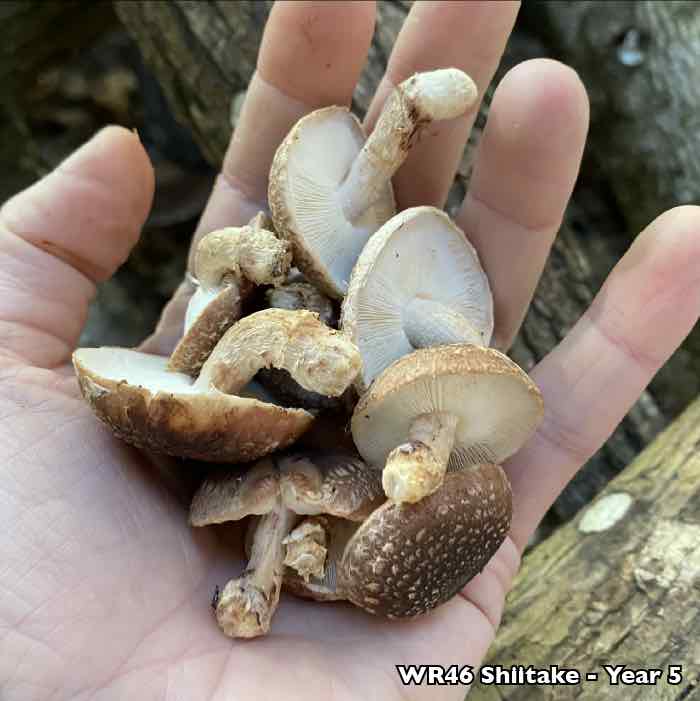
383, 412, 459, 503
339, 69, 477, 222
216, 501, 296, 638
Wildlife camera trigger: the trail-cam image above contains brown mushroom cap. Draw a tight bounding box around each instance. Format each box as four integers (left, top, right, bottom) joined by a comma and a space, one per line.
278, 453, 385, 521
339, 464, 512, 618
168, 285, 243, 377
74, 348, 313, 462
352, 345, 543, 472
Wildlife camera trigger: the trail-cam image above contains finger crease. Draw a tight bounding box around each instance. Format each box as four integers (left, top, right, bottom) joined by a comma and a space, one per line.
588, 306, 662, 375
466, 190, 564, 239
533, 405, 594, 469
217, 170, 269, 215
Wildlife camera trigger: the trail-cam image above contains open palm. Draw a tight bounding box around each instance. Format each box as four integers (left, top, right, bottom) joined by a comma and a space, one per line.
2, 3, 699, 700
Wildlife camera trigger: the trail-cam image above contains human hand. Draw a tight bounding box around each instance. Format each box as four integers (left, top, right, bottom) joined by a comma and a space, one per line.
2, 2, 699, 699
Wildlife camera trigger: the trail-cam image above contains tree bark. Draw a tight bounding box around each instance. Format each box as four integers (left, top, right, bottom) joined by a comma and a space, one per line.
522, 0, 700, 235
471, 395, 700, 700
113, 0, 700, 523
1, 1, 119, 199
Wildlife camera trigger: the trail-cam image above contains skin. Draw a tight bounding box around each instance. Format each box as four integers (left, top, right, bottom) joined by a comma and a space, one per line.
1, 2, 699, 699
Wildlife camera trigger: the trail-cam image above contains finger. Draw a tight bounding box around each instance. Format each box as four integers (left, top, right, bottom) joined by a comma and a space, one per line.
363, 0, 520, 210
457, 59, 589, 350
505, 206, 700, 551
190, 0, 376, 265
0, 126, 154, 367
143, 1, 376, 356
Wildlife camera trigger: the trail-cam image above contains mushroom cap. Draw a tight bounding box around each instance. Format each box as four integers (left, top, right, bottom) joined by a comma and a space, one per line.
168, 284, 244, 376
341, 206, 493, 391
268, 107, 396, 299
351, 345, 543, 471
339, 464, 512, 618
73, 347, 313, 462
279, 453, 385, 520
189, 459, 280, 526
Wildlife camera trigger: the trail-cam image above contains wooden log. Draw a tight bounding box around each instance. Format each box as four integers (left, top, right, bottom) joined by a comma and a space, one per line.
522, 0, 700, 235
1, 1, 119, 195
470, 396, 700, 699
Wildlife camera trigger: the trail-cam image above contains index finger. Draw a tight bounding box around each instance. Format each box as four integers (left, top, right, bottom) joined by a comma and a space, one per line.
191, 0, 377, 268
143, 1, 376, 355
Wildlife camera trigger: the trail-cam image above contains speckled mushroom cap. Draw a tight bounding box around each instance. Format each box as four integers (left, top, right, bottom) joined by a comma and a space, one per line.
341, 206, 494, 392
279, 453, 385, 521
339, 464, 512, 618
73, 348, 313, 463
352, 344, 543, 471
73, 309, 360, 463
268, 107, 396, 298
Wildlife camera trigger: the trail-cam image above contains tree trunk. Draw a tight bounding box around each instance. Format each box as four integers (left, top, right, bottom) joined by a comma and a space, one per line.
113, 0, 700, 524
471, 396, 700, 700
522, 0, 700, 235
1, 1, 118, 195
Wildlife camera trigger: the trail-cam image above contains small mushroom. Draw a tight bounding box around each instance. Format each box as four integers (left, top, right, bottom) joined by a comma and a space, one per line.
269, 68, 478, 298
340, 465, 513, 618
169, 212, 292, 375
351, 345, 543, 504
73, 309, 360, 463
341, 206, 493, 392
259, 281, 346, 410
190, 452, 384, 638
281, 516, 359, 602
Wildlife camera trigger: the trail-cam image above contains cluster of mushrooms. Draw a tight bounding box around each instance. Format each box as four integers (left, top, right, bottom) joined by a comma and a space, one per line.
73, 68, 544, 638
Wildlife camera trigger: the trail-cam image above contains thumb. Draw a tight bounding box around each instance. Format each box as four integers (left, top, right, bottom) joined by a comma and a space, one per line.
0, 126, 155, 368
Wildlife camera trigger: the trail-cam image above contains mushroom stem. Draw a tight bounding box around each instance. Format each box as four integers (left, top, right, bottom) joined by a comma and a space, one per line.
403, 297, 485, 348
339, 69, 477, 222
282, 517, 328, 582
382, 412, 459, 503
184, 223, 291, 334
216, 502, 296, 638
194, 309, 360, 397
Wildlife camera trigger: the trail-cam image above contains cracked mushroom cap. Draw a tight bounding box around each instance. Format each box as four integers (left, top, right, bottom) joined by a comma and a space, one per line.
340, 464, 512, 618
351, 345, 543, 471
278, 452, 385, 521
73, 309, 360, 463
268, 106, 395, 298
341, 206, 493, 392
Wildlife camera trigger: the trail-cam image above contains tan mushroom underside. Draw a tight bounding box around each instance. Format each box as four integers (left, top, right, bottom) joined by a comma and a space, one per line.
74, 348, 313, 463
352, 345, 544, 471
